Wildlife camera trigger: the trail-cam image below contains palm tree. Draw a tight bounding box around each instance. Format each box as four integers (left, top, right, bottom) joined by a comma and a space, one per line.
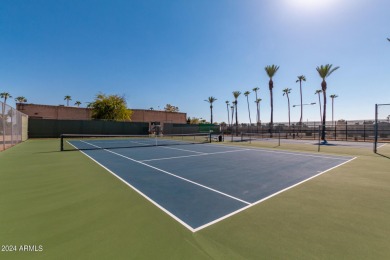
1, 92, 12, 105
1, 92, 12, 116
225, 101, 230, 127
295, 75, 306, 125
74, 101, 82, 107
230, 104, 235, 129
315, 90, 323, 125
254, 98, 262, 123
282, 88, 292, 128
64, 95, 72, 106
204, 96, 217, 124
15, 96, 27, 103
265, 65, 279, 134
316, 64, 340, 142
244, 91, 252, 131
232, 91, 241, 135
330, 94, 338, 126
252, 87, 260, 125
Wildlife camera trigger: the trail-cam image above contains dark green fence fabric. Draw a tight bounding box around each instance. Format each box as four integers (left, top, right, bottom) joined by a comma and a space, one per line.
163, 123, 220, 135
28, 119, 149, 138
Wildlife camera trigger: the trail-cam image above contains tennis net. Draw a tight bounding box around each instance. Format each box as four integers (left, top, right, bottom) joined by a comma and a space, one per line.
60, 133, 212, 151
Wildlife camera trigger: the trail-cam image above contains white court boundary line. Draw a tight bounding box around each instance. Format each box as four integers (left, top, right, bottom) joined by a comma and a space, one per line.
68, 140, 357, 232
66, 141, 195, 231
80, 140, 251, 206
204, 142, 352, 160
193, 156, 357, 232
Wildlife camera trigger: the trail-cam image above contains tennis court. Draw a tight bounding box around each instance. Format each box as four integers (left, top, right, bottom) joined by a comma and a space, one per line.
66, 135, 355, 231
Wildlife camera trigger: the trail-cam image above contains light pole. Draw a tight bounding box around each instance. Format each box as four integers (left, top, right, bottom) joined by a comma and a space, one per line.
292, 103, 316, 137
330, 94, 338, 126
292, 103, 316, 122
292, 102, 316, 108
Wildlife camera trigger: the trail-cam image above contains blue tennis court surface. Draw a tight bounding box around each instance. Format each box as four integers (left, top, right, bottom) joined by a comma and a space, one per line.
69, 139, 355, 232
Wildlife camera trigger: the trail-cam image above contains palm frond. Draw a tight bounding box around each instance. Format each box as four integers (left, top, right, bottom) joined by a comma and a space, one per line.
232, 91, 241, 99
0, 92, 12, 99
316, 64, 339, 79
265, 65, 279, 78
327, 66, 340, 77
205, 96, 217, 103
296, 75, 306, 82
282, 88, 291, 96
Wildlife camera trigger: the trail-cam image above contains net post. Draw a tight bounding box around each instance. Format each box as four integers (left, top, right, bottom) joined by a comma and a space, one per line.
60, 134, 64, 151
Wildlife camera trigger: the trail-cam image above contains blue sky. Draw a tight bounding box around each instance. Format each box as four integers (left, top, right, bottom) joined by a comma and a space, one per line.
1, 0, 389, 123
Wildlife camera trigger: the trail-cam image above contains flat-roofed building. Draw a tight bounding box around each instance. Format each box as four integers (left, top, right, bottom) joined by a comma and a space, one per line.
16, 103, 187, 124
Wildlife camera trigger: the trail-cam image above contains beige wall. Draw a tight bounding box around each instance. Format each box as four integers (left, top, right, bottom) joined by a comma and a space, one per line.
130, 109, 186, 124
16, 104, 187, 124
17, 104, 93, 120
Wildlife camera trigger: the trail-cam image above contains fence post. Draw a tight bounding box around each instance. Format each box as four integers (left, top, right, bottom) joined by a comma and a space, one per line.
318, 125, 321, 152
374, 104, 378, 153
363, 122, 366, 142
345, 121, 348, 141
11, 108, 14, 145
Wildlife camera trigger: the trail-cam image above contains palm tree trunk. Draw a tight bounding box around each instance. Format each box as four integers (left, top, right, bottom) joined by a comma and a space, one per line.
287, 94, 291, 128
321, 85, 327, 141
258, 101, 261, 133
269, 83, 273, 137
332, 99, 334, 126
246, 96, 252, 130
255, 91, 259, 124
299, 81, 303, 125
210, 105, 213, 124
318, 94, 322, 125
235, 102, 238, 136
231, 106, 235, 130
226, 104, 230, 127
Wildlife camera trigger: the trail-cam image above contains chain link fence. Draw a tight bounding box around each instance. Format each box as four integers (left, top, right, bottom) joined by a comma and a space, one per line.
1, 101, 28, 151
222, 119, 390, 143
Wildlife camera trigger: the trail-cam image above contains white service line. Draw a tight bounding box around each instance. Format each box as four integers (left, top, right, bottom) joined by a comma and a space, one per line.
80, 140, 251, 206
140, 149, 252, 162
156, 145, 206, 154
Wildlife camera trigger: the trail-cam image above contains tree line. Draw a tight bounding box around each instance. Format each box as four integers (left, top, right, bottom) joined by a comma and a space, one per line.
204, 64, 340, 142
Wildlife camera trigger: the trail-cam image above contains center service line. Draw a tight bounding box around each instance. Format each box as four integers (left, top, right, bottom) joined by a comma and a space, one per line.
80, 140, 251, 205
